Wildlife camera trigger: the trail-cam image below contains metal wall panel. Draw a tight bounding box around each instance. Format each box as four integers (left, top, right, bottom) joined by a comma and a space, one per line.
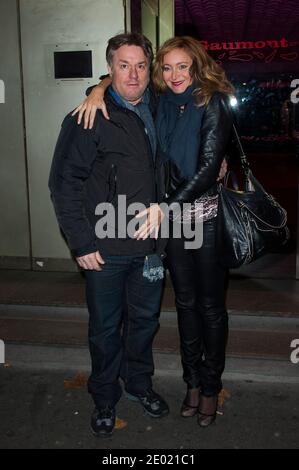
0, 0, 30, 267
19, 0, 124, 268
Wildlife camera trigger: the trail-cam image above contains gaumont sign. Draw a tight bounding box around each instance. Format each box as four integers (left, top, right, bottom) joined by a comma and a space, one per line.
200, 37, 298, 64
200, 37, 290, 51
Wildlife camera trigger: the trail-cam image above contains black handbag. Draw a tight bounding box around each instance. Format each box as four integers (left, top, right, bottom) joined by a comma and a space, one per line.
216, 125, 290, 269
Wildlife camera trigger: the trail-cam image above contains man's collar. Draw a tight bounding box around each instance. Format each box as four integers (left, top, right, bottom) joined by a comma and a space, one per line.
108, 86, 149, 108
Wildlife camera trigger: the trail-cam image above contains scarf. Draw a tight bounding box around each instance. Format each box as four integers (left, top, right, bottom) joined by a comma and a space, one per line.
156, 84, 205, 179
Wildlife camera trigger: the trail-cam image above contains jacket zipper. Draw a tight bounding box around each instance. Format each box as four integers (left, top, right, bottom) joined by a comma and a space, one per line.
107, 163, 117, 203
122, 108, 157, 253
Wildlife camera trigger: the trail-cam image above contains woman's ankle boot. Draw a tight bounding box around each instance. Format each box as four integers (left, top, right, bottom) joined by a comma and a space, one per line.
181, 388, 200, 418
197, 394, 218, 427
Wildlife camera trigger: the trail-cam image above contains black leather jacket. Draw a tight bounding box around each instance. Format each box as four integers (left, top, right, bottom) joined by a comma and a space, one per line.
163, 92, 233, 205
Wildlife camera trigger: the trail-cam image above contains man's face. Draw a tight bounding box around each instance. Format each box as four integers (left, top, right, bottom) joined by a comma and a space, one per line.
108, 45, 150, 104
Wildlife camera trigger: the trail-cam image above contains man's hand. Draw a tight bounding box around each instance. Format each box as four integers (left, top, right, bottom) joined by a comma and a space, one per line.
217, 158, 228, 181
72, 77, 111, 129
76, 251, 105, 271
134, 204, 165, 240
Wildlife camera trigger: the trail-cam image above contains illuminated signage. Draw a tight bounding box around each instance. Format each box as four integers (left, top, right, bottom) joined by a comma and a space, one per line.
200, 38, 290, 51
200, 38, 298, 64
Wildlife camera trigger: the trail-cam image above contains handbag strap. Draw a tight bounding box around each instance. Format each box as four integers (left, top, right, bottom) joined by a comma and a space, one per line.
232, 124, 250, 174
223, 170, 239, 190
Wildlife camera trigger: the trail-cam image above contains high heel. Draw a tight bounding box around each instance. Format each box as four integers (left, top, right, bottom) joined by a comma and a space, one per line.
180, 388, 200, 418
197, 394, 218, 427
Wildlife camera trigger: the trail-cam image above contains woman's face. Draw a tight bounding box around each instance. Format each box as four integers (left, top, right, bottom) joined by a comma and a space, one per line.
162, 48, 193, 94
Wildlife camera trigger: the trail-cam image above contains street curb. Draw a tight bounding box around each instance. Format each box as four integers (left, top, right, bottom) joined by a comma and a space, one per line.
2, 343, 299, 384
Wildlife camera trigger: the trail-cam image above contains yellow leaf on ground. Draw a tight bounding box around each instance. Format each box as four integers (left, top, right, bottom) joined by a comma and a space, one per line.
115, 417, 127, 430
218, 388, 231, 406
64, 372, 88, 389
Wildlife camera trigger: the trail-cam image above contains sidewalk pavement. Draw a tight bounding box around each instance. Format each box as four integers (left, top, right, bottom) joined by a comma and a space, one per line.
0, 360, 298, 449
0, 269, 298, 449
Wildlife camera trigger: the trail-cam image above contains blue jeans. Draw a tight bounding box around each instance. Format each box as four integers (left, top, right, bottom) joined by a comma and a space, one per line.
85, 255, 163, 409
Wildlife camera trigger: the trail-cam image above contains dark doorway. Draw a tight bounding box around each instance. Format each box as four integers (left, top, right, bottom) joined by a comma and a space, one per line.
174, 0, 299, 278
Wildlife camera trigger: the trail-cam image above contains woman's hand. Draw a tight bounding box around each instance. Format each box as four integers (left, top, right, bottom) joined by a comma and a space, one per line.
72, 78, 111, 129
134, 204, 165, 240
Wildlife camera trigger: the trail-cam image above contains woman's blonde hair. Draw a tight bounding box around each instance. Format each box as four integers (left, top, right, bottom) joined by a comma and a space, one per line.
153, 36, 234, 106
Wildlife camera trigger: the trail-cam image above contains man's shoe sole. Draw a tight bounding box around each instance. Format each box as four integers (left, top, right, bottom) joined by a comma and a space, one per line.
125, 392, 169, 418
90, 426, 114, 438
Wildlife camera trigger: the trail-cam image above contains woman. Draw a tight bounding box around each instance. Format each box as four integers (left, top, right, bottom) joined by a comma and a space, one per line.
74, 36, 234, 427
149, 37, 233, 427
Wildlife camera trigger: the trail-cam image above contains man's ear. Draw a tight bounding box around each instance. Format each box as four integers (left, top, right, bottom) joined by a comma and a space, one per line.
107, 64, 113, 77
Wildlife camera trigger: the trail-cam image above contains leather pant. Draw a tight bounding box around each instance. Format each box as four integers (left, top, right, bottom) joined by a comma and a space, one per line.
166, 217, 228, 396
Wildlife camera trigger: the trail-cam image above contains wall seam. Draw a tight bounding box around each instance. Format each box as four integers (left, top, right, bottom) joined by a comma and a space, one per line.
16, 0, 33, 270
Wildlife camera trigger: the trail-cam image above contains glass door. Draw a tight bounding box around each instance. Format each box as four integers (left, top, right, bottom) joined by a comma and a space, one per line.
128, 0, 174, 52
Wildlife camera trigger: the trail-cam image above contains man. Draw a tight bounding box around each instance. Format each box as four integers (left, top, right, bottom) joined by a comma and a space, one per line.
49, 33, 169, 438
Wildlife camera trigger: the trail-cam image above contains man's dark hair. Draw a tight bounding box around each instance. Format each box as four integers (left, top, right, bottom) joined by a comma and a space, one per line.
106, 33, 154, 67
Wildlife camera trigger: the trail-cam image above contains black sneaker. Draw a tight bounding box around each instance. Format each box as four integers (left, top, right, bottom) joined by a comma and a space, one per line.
126, 388, 169, 418
90, 406, 115, 437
